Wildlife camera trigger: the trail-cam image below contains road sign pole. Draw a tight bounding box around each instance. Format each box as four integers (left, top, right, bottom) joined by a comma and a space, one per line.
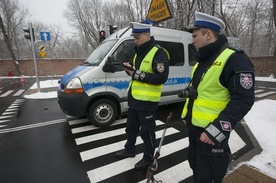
29, 23, 41, 92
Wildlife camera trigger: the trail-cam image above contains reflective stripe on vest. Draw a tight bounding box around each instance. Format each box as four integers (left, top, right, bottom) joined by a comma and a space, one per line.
181, 48, 235, 128
128, 46, 163, 102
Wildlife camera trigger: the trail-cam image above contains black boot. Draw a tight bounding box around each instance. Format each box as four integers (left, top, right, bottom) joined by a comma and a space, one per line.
134, 159, 152, 170
116, 150, 135, 159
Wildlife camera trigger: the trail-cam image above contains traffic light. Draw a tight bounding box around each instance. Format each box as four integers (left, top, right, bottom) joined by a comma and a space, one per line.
99, 30, 106, 42
23, 27, 35, 41
109, 25, 117, 35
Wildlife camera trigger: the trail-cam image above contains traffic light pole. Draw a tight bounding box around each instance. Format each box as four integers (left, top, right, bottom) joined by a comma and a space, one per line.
29, 23, 41, 92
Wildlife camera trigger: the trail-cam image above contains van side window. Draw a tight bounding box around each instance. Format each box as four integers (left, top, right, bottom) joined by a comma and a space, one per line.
155, 41, 184, 66
188, 44, 198, 66
111, 40, 135, 72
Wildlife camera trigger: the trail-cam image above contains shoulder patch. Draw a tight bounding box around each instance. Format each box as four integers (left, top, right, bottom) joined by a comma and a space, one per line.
240, 73, 253, 89
156, 63, 165, 73
220, 120, 232, 131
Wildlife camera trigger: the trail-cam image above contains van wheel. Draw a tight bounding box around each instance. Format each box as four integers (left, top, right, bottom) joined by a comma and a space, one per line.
88, 99, 117, 127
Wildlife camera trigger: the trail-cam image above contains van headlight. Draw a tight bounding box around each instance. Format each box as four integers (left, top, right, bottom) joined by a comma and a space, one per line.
64, 77, 84, 94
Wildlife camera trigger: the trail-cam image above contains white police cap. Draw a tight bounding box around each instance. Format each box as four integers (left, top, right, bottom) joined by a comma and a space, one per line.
187, 12, 225, 33
130, 22, 151, 36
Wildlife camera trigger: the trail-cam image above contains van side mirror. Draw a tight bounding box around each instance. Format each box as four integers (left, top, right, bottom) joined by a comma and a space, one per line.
103, 56, 125, 73
103, 56, 116, 73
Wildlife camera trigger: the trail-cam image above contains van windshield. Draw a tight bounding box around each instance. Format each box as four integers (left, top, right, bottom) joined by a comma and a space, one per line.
82, 40, 117, 66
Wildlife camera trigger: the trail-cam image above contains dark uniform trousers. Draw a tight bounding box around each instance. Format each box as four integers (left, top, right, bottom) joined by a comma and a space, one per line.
124, 107, 156, 161
188, 128, 231, 183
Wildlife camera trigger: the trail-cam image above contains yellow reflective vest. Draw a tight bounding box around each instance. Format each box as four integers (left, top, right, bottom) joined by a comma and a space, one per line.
128, 46, 163, 102
181, 48, 235, 128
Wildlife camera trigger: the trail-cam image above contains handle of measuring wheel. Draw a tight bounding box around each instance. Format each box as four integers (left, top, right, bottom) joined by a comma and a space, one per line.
161, 112, 172, 142
155, 112, 173, 156
164, 112, 173, 128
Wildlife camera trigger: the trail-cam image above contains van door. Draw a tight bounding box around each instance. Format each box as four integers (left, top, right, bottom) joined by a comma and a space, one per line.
155, 40, 192, 104
104, 39, 135, 99
89, 39, 135, 127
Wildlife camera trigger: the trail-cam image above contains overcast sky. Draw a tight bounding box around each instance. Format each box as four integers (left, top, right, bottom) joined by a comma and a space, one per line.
22, 0, 70, 33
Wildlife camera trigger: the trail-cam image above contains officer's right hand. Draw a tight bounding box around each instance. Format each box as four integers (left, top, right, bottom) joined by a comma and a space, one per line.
200, 132, 215, 145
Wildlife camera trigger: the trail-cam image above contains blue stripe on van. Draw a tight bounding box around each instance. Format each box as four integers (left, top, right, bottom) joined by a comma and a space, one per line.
83, 80, 130, 91
60, 66, 89, 85
164, 77, 191, 86
82, 76, 191, 91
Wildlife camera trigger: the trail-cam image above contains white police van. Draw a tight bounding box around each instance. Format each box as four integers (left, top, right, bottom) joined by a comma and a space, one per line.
57, 26, 196, 127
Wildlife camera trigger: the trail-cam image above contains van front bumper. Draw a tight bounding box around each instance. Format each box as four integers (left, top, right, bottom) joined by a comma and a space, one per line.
58, 90, 90, 116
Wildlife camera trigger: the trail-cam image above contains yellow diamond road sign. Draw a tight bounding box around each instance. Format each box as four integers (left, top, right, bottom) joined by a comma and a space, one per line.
39, 51, 46, 58
146, 0, 172, 23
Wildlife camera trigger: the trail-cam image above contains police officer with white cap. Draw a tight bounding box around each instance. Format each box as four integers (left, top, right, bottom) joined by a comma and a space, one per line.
180, 12, 255, 182
116, 21, 169, 170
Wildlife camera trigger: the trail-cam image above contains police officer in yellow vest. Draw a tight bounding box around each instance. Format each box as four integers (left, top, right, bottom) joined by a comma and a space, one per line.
180, 12, 255, 182
116, 21, 169, 170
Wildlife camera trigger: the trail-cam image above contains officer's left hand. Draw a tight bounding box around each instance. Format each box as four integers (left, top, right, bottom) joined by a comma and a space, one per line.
125, 69, 135, 77
200, 132, 215, 145
123, 62, 135, 76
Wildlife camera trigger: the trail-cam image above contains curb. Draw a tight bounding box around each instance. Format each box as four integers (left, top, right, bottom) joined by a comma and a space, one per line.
23, 87, 58, 96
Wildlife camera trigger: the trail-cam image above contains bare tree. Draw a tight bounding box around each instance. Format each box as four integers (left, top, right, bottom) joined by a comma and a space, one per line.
0, 16, 21, 75
273, 0, 276, 77
64, 0, 105, 49
0, 0, 29, 75
0, 0, 275, 63
168, 0, 197, 29
272, 0, 276, 57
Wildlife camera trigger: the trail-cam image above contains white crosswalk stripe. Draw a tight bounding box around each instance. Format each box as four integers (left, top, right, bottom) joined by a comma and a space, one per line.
0, 99, 25, 129
254, 89, 264, 93
0, 90, 13, 97
68, 117, 246, 183
87, 138, 189, 183
138, 161, 192, 183
13, 89, 25, 96
80, 127, 179, 162
0, 119, 10, 123
255, 91, 276, 98
254, 88, 276, 98
0, 89, 26, 97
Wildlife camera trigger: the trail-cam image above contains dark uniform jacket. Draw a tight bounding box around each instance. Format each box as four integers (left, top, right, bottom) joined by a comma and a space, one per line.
128, 36, 169, 111
185, 34, 255, 144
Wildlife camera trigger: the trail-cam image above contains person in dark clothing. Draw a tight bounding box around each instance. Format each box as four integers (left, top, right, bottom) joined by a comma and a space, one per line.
116, 22, 169, 170
180, 12, 255, 182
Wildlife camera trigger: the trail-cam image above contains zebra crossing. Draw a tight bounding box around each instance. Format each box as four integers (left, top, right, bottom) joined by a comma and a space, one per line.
0, 89, 26, 97
255, 89, 276, 98
254, 85, 276, 99
0, 99, 25, 129
67, 117, 246, 183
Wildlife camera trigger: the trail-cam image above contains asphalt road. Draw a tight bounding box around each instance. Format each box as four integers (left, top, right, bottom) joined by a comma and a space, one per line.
0, 78, 275, 183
